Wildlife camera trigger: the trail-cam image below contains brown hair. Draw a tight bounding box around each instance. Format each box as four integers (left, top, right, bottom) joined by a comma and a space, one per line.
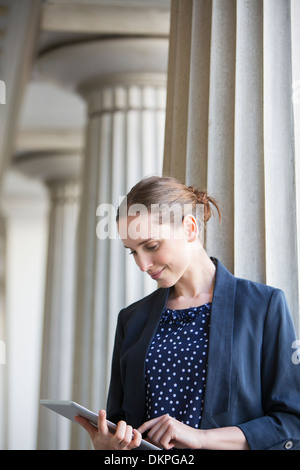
117, 176, 221, 240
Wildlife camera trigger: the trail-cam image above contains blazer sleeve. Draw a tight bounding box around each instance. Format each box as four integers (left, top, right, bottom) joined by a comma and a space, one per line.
238, 289, 300, 450
106, 310, 126, 424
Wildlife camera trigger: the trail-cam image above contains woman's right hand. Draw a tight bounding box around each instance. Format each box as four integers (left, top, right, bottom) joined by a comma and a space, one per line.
74, 409, 142, 450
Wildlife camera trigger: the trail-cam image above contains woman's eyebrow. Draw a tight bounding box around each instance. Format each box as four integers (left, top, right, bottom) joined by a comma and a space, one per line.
124, 238, 152, 249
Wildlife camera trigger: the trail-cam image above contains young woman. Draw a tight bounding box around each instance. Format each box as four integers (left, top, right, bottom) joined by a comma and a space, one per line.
75, 176, 300, 450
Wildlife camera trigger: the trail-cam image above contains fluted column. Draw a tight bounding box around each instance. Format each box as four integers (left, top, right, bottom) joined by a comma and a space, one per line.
38, 179, 81, 450
263, 0, 298, 331
292, 0, 300, 331
37, 37, 168, 449
73, 79, 166, 450
0, 215, 7, 450
0, 215, 5, 365
1, 167, 49, 449
163, 0, 299, 332
15, 151, 82, 449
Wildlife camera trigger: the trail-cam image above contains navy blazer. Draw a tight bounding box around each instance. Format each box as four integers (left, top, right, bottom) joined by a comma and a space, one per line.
107, 259, 300, 450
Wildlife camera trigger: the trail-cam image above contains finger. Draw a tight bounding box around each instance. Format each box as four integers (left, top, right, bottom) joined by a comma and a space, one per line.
124, 425, 133, 446
152, 421, 175, 450
137, 416, 162, 434
138, 414, 170, 437
147, 419, 168, 443
146, 416, 175, 449
128, 429, 142, 450
98, 409, 109, 434
74, 415, 98, 439
114, 420, 127, 444
119, 424, 133, 448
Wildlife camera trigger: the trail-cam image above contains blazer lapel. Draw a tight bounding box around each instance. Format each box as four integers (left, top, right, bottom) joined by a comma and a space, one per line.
201, 259, 236, 421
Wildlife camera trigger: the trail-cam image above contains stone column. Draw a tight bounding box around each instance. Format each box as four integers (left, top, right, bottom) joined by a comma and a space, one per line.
0, 216, 6, 364
291, 0, 300, 335
15, 151, 82, 450
164, 0, 236, 272
1, 166, 49, 449
163, 0, 299, 332
263, 0, 299, 332
38, 181, 81, 450
0, 215, 7, 449
37, 38, 168, 449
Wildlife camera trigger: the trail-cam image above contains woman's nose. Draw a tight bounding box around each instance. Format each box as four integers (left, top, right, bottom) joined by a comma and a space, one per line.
137, 255, 153, 272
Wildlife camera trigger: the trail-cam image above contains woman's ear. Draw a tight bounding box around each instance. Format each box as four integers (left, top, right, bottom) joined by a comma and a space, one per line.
182, 215, 198, 242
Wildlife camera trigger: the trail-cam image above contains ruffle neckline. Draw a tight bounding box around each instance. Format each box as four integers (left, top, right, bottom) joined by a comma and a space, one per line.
160, 302, 212, 325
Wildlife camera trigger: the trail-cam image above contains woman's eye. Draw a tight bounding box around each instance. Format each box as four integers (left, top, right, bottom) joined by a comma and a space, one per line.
128, 243, 159, 255
147, 244, 159, 251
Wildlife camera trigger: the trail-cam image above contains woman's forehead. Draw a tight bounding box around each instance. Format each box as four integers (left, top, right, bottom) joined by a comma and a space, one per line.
118, 212, 159, 241
118, 211, 183, 243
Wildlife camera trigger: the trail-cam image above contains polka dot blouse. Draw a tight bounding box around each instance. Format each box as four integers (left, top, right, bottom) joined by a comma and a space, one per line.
145, 303, 211, 429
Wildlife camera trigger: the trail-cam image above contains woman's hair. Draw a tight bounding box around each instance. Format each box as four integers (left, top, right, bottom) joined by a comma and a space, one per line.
117, 176, 221, 241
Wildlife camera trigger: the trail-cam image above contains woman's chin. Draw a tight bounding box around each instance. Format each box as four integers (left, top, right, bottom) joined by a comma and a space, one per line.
155, 277, 174, 289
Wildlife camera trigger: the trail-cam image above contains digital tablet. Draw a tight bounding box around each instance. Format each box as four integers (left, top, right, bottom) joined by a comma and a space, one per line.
40, 399, 160, 451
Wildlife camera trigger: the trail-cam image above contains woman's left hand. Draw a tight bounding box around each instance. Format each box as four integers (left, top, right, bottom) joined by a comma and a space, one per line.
137, 414, 202, 450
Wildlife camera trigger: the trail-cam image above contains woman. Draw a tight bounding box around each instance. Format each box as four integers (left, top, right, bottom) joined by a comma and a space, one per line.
76, 176, 300, 450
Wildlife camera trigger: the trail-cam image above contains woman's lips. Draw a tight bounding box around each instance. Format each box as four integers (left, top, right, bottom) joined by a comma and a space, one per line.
149, 268, 165, 280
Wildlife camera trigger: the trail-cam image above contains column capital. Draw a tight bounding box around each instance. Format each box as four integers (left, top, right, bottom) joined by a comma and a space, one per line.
36, 37, 169, 95
13, 150, 82, 185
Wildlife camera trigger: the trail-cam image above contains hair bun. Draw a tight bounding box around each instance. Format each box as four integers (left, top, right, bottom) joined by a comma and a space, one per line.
187, 186, 221, 223
187, 186, 208, 204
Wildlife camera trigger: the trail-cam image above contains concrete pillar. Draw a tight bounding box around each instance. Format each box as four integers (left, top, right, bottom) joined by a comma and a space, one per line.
38, 177, 81, 450
0, 215, 7, 450
15, 151, 82, 449
0, 168, 49, 449
163, 0, 299, 331
37, 37, 168, 448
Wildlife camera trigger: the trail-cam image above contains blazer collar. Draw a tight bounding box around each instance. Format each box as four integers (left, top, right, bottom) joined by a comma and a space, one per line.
201, 258, 236, 419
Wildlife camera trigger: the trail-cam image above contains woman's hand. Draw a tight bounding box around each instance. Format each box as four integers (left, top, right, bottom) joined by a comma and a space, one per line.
74, 409, 142, 450
138, 415, 249, 450
137, 414, 202, 450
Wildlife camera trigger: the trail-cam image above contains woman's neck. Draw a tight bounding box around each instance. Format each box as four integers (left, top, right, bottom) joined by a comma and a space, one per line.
166, 250, 216, 310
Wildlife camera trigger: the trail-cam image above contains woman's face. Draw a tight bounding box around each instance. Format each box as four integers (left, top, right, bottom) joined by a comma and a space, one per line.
118, 211, 199, 288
